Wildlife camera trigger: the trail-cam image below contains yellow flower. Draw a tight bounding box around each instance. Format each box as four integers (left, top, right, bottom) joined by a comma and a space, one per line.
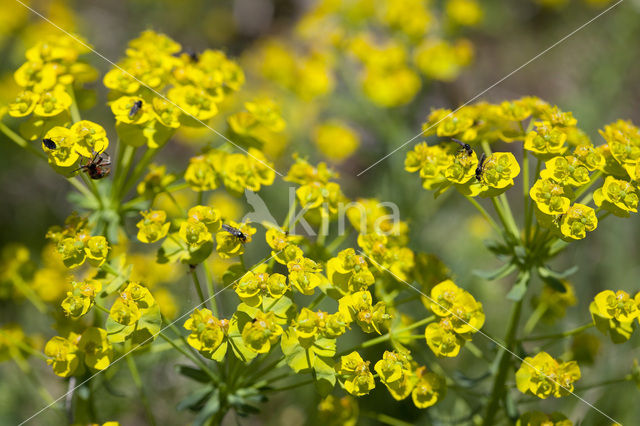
411, 366, 447, 408
136, 210, 170, 243
593, 176, 638, 215
374, 351, 416, 400
185, 155, 218, 192
216, 221, 255, 258
34, 85, 72, 117
336, 352, 375, 396
43, 126, 80, 167
478, 152, 520, 190
168, 84, 220, 121
530, 178, 572, 215
188, 206, 221, 233
593, 290, 639, 323
78, 327, 112, 370
559, 204, 597, 240
110, 96, 152, 125
241, 311, 283, 353
338, 291, 390, 334
540, 156, 590, 187
8, 90, 39, 117
179, 218, 212, 249
516, 411, 572, 426
184, 308, 228, 359
313, 120, 360, 162
425, 320, 464, 357
446, 0, 483, 27
85, 236, 109, 267
326, 248, 375, 294
404, 143, 449, 190
414, 39, 473, 82
44, 334, 80, 377
524, 122, 568, 156
70, 120, 109, 158
515, 352, 581, 399
317, 395, 359, 426
287, 256, 323, 295
14, 61, 57, 91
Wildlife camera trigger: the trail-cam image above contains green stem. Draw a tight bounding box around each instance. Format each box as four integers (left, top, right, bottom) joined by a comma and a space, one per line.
482, 295, 525, 426
361, 412, 414, 426
12, 277, 46, 313
325, 230, 351, 254
68, 88, 81, 123
464, 196, 501, 234
67, 177, 96, 202
112, 144, 136, 203
0, 122, 47, 159
307, 293, 326, 310
522, 302, 548, 335
490, 197, 517, 240
121, 182, 189, 211
79, 171, 103, 208
119, 147, 158, 199
282, 198, 297, 232
126, 353, 157, 426
263, 378, 314, 393
338, 315, 435, 356
575, 375, 631, 392
520, 322, 594, 342
203, 262, 219, 317
190, 267, 208, 308
158, 327, 219, 384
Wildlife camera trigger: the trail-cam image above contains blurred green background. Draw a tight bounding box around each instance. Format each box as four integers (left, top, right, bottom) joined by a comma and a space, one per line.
1, 0, 640, 424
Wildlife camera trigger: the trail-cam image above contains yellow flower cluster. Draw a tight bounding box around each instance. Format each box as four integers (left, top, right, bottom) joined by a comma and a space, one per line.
423, 280, 485, 357
336, 350, 447, 409
44, 327, 112, 377
590, 289, 640, 343
515, 351, 581, 399
104, 30, 244, 148
47, 214, 109, 269
185, 148, 275, 195
8, 34, 97, 119
285, 157, 348, 222
406, 97, 640, 241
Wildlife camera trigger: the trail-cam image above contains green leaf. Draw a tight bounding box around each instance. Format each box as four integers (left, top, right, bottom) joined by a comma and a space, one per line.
539, 275, 567, 293
180, 240, 214, 265
473, 263, 517, 281
101, 261, 132, 295
176, 365, 211, 383
176, 385, 213, 411
262, 296, 296, 324
157, 233, 187, 264
538, 265, 578, 280
192, 390, 221, 426
312, 356, 336, 397
222, 263, 245, 286
506, 270, 530, 301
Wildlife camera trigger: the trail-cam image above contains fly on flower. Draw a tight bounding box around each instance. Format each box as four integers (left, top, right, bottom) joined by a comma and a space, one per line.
475, 153, 486, 181
221, 223, 247, 243
72, 150, 112, 180
129, 100, 143, 119
451, 138, 473, 157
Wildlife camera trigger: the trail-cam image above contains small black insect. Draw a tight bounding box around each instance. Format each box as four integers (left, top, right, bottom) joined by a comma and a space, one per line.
222, 223, 247, 243
187, 51, 199, 63
451, 138, 473, 157
42, 138, 57, 149
72, 151, 112, 180
129, 100, 143, 119
475, 153, 487, 181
